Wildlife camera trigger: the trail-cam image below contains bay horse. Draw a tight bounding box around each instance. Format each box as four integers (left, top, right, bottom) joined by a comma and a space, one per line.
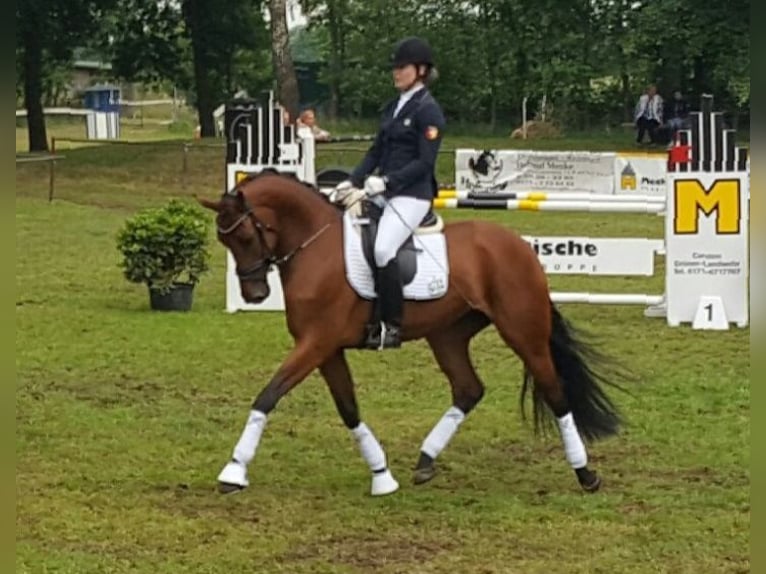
198, 171, 626, 496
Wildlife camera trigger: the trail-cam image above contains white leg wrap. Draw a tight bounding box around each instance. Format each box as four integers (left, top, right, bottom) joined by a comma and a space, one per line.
232, 410, 268, 466
557, 412, 588, 469
217, 410, 268, 488
421, 406, 466, 459
351, 422, 399, 496
351, 422, 387, 472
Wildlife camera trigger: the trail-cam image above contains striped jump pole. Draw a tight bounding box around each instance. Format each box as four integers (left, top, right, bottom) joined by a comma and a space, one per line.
437, 190, 666, 203
432, 197, 665, 214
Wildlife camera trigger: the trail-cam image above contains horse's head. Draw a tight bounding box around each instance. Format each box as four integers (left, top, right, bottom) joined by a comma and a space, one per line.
199, 189, 277, 304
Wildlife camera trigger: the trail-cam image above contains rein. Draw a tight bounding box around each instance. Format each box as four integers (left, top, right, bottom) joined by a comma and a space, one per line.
217, 199, 331, 281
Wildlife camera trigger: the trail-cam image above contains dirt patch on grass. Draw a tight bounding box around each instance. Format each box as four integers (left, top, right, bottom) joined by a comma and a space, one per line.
282, 533, 457, 570
601, 463, 749, 498
147, 483, 265, 525
62, 376, 166, 408
650, 465, 750, 489
618, 500, 658, 515
59, 374, 244, 410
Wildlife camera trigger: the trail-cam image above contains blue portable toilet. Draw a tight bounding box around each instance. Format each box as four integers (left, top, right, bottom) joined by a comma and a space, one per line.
83, 84, 121, 112
83, 84, 121, 139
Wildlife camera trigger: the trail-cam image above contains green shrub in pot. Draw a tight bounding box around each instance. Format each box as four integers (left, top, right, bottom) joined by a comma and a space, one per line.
116, 199, 211, 310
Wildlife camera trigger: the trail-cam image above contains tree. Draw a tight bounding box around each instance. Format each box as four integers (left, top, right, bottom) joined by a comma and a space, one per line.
17, 0, 114, 152
182, 0, 217, 137
18, 2, 47, 152
302, 0, 351, 119
106, 0, 270, 137
269, 0, 300, 119
181, 0, 269, 137
298, 0, 749, 130
104, 0, 188, 87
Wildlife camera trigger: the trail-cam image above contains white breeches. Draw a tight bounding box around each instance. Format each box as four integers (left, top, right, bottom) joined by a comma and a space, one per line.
374, 196, 432, 267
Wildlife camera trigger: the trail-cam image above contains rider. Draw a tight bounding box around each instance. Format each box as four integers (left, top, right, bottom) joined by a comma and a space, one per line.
335, 36, 445, 350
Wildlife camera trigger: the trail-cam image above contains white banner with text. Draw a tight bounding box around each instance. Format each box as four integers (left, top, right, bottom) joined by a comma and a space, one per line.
455, 149, 616, 194
521, 236, 663, 275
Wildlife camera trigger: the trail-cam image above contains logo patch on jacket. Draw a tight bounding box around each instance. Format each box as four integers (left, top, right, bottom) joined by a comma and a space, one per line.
425, 126, 440, 140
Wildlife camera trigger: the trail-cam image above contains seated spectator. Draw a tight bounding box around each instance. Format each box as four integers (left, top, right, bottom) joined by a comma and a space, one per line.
634, 84, 663, 145
297, 108, 331, 141
665, 90, 690, 144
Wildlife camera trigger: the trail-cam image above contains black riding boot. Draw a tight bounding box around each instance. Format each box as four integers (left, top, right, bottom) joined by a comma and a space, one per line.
378, 260, 403, 348
362, 267, 383, 349
363, 311, 382, 350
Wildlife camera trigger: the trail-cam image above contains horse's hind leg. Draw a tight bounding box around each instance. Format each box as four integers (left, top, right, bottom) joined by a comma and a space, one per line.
517, 338, 601, 492
488, 292, 602, 492
319, 350, 399, 496
414, 311, 490, 485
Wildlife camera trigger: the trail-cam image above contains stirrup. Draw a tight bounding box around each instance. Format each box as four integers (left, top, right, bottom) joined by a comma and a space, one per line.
381, 324, 401, 349
363, 323, 382, 349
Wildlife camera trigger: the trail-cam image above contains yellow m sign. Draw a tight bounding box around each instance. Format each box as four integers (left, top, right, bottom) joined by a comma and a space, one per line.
674, 179, 741, 234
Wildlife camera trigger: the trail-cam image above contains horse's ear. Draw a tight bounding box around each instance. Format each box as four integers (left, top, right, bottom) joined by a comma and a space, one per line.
196, 196, 221, 212
233, 189, 248, 207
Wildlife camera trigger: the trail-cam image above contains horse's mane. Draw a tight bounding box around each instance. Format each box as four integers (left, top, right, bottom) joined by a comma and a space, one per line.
228, 168, 342, 212
234, 168, 315, 191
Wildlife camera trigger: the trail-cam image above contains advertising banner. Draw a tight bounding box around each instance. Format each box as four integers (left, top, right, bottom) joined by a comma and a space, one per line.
665, 172, 749, 326
456, 149, 616, 194
614, 153, 668, 196
522, 236, 662, 275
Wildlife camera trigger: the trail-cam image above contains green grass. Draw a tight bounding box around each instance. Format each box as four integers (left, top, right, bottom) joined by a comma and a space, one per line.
16, 129, 749, 573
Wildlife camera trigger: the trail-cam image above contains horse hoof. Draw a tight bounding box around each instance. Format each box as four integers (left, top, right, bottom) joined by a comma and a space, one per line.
582, 474, 602, 493
575, 467, 601, 493
412, 465, 436, 485
218, 481, 246, 494
575, 468, 601, 493
371, 469, 399, 496
217, 460, 249, 493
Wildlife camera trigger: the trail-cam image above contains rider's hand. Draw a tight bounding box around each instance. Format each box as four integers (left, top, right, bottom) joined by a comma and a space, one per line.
364, 175, 387, 196
335, 180, 353, 192
333, 180, 354, 202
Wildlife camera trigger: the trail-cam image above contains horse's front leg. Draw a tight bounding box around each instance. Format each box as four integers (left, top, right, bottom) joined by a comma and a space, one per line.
217, 338, 332, 493
319, 350, 399, 496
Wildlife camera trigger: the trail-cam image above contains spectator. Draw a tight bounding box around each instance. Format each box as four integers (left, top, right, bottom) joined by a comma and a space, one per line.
281, 107, 294, 142
634, 84, 663, 145
665, 90, 690, 145
297, 108, 331, 141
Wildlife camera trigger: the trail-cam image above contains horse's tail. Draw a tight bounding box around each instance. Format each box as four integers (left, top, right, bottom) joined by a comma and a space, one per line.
521, 302, 629, 442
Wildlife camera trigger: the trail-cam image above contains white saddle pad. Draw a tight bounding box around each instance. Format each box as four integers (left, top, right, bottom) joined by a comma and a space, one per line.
342, 211, 449, 300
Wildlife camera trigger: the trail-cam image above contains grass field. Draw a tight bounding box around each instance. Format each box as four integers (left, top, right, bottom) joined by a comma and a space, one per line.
16, 124, 749, 573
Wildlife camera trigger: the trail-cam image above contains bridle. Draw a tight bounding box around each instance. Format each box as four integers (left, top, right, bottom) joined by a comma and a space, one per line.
217, 205, 276, 281
217, 196, 330, 282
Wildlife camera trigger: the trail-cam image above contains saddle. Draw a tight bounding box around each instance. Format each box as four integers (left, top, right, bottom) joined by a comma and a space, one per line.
359, 197, 443, 287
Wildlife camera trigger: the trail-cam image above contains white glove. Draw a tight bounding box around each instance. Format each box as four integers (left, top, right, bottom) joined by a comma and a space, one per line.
333, 180, 354, 202
364, 175, 387, 196
335, 180, 353, 192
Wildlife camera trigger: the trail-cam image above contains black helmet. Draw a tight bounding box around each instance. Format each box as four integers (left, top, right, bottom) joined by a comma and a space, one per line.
391, 37, 434, 69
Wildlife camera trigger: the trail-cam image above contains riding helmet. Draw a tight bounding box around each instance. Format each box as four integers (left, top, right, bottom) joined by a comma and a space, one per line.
391, 37, 434, 69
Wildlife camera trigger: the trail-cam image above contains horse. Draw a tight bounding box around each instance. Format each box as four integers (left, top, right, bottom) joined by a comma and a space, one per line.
198, 170, 627, 496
